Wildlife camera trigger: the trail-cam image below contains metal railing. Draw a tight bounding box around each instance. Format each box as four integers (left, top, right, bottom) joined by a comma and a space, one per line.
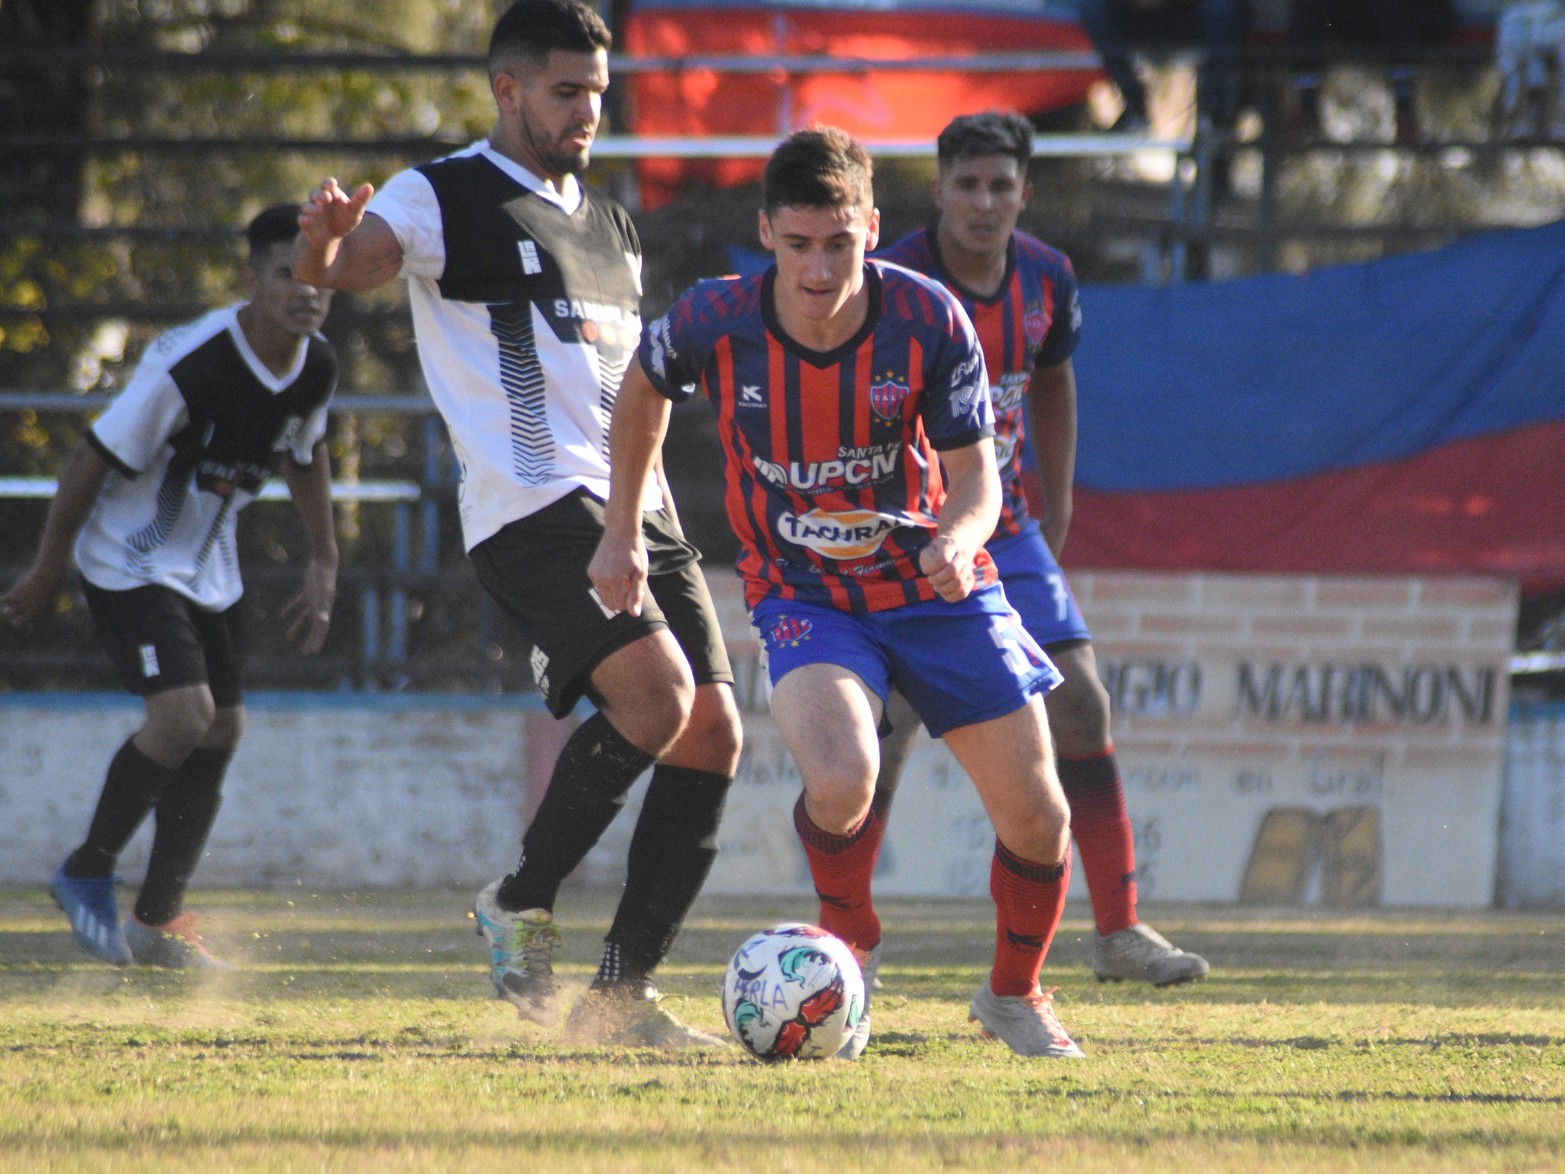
0, 393, 531, 691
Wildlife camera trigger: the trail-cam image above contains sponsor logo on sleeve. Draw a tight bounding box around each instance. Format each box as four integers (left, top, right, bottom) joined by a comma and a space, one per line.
946, 354, 986, 418
530, 646, 551, 696
647, 316, 674, 380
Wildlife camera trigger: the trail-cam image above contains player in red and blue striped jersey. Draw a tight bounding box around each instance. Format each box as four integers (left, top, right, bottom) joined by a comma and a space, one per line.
878, 111, 1208, 988
644, 233, 992, 614
878, 177, 1078, 545
593, 127, 1084, 1061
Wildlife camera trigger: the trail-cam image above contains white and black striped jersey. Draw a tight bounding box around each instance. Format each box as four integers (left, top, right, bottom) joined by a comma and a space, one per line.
368, 142, 659, 551
75, 304, 336, 609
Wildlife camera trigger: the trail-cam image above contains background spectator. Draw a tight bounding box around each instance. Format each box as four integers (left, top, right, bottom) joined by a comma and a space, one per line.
1076, 0, 1246, 131
1287, 0, 1460, 141
1495, 1, 1565, 138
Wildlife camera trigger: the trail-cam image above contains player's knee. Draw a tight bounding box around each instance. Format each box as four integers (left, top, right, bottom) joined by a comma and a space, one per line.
999, 786, 1071, 864
802, 770, 876, 835
1046, 672, 1112, 751
628, 690, 693, 756
143, 688, 218, 759
206, 705, 245, 751
685, 685, 743, 773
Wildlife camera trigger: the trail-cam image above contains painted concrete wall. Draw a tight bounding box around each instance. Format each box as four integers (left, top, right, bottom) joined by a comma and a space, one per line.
1499, 699, 1565, 908
0, 571, 1536, 908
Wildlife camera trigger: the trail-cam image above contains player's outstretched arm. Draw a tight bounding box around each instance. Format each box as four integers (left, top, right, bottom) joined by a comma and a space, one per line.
589, 358, 672, 618
1028, 358, 1078, 557
0, 440, 110, 629
293, 178, 402, 293
919, 438, 1001, 603
280, 441, 339, 655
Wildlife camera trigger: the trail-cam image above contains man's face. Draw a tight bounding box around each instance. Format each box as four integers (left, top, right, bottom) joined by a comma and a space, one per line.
759, 202, 881, 326
933, 153, 1030, 259
246, 244, 331, 337
494, 48, 608, 181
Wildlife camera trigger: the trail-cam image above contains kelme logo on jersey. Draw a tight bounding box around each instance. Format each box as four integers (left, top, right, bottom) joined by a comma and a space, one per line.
868, 374, 910, 421
778, 509, 900, 560
766, 615, 813, 648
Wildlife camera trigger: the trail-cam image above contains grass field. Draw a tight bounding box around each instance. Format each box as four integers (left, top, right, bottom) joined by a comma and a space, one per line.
1, 888, 1561, 1172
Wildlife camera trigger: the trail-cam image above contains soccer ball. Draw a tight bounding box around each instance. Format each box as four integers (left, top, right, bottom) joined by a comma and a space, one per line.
720, 923, 866, 1061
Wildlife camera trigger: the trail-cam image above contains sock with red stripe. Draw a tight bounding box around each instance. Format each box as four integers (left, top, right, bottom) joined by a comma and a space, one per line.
1058, 749, 1138, 936
988, 839, 1069, 997
793, 794, 884, 952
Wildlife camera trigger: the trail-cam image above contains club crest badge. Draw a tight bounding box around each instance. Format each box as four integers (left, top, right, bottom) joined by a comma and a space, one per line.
868, 376, 910, 421
1024, 306, 1049, 348
767, 616, 814, 648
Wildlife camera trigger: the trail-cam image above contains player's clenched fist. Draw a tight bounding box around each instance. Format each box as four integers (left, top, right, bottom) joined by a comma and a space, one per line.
919, 535, 977, 602
588, 532, 649, 618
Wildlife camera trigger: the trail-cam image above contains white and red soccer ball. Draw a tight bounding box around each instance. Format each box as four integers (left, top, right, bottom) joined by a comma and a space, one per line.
721, 923, 866, 1061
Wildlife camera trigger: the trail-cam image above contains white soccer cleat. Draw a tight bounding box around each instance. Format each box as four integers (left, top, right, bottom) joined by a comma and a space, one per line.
1092, 923, 1209, 987
566, 982, 729, 1050
124, 912, 230, 970
834, 940, 880, 1061
969, 980, 1085, 1059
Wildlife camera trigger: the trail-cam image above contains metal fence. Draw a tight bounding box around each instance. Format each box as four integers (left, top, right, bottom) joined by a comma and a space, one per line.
0, 392, 544, 694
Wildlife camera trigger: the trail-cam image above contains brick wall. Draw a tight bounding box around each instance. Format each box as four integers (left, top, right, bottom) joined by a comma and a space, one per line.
699, 571, 1518, 909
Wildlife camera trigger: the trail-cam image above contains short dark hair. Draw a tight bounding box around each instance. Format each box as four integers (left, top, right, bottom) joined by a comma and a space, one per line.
489, 0, 611, 74
245, 204, 301, 261
762, 127, 874, 215
936, 110, 1034, 172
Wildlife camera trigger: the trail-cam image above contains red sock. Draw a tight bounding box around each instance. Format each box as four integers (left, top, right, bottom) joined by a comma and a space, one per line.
989, 840, 1069, 997
793, 795, 884, 951
1058, 749, 1137, 936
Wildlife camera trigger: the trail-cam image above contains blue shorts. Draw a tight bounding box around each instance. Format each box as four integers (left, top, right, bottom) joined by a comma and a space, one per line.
988, 524, 1093, 650
751, 584, 1061, 738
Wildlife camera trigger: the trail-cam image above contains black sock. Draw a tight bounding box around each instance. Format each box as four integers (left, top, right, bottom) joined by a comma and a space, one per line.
598, 764, 732, 985
65, 737, 175, 878
134, 747, 231, 926
497, 711, 655, 913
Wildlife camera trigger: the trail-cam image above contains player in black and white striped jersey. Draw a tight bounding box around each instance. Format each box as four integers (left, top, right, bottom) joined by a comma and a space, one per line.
294, 0, 742, 1049
0, 204, 340, 969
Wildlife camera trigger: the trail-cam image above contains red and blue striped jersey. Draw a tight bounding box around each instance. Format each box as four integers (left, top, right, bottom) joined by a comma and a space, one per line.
641, 260, 994, 613
879, 227, 1081, 538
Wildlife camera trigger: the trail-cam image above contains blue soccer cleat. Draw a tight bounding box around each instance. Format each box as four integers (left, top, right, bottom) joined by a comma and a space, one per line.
52, 862, 133, 965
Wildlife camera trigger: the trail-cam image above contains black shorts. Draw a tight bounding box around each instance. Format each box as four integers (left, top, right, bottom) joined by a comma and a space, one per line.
470, 488, 734, 719
81, 582, 248, 706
